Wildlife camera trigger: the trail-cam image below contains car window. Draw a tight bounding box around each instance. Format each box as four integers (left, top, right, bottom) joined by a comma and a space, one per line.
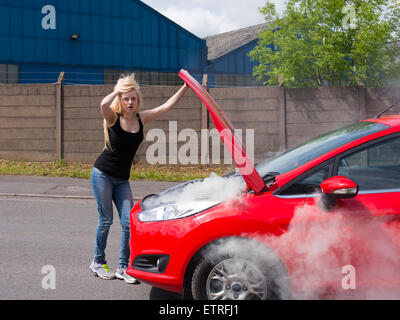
338, 136, 400, 191
256, 121, 388, 177
280, 163, 332, 195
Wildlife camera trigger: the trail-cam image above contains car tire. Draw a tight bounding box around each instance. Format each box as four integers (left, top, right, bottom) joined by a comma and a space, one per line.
190, 238, 291, 300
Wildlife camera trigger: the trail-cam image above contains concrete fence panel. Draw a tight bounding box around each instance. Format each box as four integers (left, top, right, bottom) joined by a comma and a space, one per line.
0, 81, 399, 167
0, 84, 56, 161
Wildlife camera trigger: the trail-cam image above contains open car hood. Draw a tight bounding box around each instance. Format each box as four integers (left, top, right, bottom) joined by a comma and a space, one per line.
179, 69, 266, 193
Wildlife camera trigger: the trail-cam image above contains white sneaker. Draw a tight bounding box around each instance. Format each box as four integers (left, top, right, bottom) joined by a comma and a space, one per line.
90, 261, 115, 280
116, 266, 140, 284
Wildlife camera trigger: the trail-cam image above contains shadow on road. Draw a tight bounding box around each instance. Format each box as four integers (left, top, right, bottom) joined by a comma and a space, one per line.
149, 287, 182, 300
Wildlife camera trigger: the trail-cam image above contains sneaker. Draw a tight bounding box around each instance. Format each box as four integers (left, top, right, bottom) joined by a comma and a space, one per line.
90, 260, 115, 280
116, 266, 140, 284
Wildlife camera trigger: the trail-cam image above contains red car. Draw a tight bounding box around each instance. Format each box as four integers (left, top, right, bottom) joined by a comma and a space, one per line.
127, 71, 400, 300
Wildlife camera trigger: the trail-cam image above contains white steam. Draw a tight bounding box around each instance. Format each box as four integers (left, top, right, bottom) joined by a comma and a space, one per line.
265, 201, 400, 299
154, 172, 246, 207
176, 173, 245, 204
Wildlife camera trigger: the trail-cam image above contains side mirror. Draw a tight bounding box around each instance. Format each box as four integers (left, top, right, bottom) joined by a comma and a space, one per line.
319, 176, 359, 211
320, 176, 359, 198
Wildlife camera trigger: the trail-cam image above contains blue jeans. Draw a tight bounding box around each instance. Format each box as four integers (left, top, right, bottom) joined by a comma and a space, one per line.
91, 167, 133, 267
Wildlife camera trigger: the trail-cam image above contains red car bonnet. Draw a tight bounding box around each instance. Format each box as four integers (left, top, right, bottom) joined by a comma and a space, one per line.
178, 69, 266, 193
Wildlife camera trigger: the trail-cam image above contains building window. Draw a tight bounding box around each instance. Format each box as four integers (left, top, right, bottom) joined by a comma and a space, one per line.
0, 64, 19, 84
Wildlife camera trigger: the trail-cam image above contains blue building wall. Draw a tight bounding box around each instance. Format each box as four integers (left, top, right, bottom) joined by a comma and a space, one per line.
206, 40, 259, 75
0, 0, 207, 84
205, 39, 276, 87
205, 39, 261, 87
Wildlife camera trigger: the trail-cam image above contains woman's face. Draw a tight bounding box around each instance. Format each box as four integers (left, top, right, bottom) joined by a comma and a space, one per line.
120, 90, 139, 114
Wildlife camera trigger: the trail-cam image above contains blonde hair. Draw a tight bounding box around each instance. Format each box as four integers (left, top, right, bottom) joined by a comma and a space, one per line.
104, 74, 142, 149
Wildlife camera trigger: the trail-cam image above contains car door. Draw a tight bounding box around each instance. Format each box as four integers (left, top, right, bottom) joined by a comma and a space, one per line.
271, 161, 345, 297
333, 134, 400, 291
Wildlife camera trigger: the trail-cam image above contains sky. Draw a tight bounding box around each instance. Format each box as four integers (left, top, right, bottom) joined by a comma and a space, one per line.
141, 0, 287, 38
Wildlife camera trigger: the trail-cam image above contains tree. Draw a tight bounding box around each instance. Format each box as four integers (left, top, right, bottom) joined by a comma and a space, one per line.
249, 0, 400, 88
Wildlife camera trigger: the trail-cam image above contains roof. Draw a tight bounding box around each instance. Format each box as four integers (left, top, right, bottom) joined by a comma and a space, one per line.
204, 23, 269, 60
138, 0, 204, 41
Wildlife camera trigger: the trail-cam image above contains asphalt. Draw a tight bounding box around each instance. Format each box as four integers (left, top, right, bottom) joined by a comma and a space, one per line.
0, 175, 180, 201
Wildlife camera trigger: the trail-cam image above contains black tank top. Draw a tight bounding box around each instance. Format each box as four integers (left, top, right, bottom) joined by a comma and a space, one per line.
94, 114, 144, 180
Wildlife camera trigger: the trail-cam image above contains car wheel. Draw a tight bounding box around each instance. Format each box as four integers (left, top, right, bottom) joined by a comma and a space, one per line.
190, 239, 291, 300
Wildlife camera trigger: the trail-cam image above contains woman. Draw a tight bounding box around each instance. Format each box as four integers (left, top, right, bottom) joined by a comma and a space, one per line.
89, 74, 188, 283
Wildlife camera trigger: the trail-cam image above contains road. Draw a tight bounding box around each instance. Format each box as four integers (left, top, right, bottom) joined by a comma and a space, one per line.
0, 195, 180, 300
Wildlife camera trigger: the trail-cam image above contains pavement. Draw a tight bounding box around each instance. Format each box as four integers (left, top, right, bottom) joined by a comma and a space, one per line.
0, 175, 180, 201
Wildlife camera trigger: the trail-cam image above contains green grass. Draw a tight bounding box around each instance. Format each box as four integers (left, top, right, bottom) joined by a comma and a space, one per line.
0, 159, 232, 182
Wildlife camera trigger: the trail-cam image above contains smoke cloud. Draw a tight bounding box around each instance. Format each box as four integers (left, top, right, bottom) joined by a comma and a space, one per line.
262, 200, 400, 299
176, 173, 245, 204
152, 172, 245, 207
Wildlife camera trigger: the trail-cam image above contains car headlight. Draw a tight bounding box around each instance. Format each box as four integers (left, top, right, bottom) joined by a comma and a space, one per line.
138, 200, 220, 222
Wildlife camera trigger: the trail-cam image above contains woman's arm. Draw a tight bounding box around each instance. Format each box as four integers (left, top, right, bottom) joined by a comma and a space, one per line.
100, 89, 119, 125
141, 84, 188, 125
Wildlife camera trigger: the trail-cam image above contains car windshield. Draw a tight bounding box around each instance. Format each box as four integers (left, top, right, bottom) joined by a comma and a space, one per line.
256, 121, 389, 177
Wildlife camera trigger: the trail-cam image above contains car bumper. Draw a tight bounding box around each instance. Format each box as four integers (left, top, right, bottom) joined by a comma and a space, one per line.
126, 202, 207, 294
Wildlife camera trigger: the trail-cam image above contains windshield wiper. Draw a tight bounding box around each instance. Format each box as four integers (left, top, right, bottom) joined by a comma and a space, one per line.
263, 172, 280, 183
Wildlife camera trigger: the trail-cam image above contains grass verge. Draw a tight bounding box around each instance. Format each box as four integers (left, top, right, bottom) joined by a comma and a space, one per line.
0, 159, 233, 182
